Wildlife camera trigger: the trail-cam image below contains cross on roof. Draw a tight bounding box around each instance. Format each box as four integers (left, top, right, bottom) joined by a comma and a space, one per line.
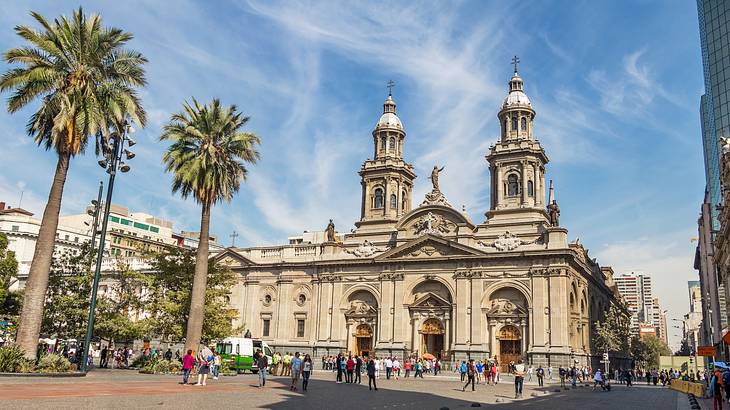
511, 55, 520, 73
230, 230, 239, 247
387, 80, 395, 96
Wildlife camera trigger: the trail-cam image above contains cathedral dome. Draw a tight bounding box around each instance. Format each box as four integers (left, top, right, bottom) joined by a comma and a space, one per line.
375, 95, 403, 129
501, 73, 531, 109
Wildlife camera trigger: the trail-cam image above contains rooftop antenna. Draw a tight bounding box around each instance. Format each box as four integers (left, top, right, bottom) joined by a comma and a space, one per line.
18, 190, 24, 209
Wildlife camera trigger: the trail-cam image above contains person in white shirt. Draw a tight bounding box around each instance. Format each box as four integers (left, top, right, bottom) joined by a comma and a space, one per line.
393, 359, 401, 379
527, 365, 533, 381
384, 357, 393, 379
374, 358, 381, 379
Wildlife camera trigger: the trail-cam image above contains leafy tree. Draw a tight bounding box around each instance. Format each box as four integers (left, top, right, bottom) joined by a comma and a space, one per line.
93, 261, 149, 343
160, 98, 259, 353
1, 7, 147, 358
593, 301, 631, 354
631, 334, 671, 369
144, 247, 240, 343
0, 233, 18, 307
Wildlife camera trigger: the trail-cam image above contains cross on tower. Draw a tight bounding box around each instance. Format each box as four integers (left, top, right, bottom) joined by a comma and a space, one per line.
511, 55, 520, 73
230, 231, 239, 247
387, 80, 395, 96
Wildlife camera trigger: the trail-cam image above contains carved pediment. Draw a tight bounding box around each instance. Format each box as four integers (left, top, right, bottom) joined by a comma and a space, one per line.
211, 248, 256, 267
410, 292, 451, 309
345, 300, 377, 316
376, 235, 484, 260
487, 298, 527, 316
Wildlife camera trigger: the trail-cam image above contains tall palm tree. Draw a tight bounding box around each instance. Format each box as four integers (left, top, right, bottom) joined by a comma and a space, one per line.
161, 98, 260, 354
0, 8, 146, 358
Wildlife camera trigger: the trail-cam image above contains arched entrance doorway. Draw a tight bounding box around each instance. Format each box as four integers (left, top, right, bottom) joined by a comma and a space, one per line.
355, 324, 373, 357
420, 318, 444, 358
498, 325, 521, 372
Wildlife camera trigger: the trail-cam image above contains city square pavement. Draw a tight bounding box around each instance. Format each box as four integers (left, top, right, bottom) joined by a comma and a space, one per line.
0, 369, 693, 409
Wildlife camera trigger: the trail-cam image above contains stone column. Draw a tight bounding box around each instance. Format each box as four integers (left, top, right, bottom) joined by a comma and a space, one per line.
380, 279, 394, 345
521, 161, 528, 205
520, 321, 527, 356
445, 315, 451, 355
531, 162, 538, 207
496, 166, 503, 208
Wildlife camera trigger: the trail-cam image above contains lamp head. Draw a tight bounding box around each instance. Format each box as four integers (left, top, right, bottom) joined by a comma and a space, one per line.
98, 159, 108, 169
119, 162, 131, 173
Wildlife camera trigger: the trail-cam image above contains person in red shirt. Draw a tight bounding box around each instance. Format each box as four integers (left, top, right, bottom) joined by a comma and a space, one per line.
181, 349, 195, 385
346, 355, 355, 383
405, 359, 411, 378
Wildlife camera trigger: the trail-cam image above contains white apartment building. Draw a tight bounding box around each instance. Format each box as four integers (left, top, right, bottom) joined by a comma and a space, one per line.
614, 272, 661, 337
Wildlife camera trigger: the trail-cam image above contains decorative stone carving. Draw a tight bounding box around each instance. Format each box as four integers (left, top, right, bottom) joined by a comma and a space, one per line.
345, 240, 388, 257
320, 274, 343, 282
420, 190, 453, 207
379, 272, 404, 281
453, 270, 483, 279
488, 299, 526, 316
412, 212, 456, 236
478, 231, 537, 251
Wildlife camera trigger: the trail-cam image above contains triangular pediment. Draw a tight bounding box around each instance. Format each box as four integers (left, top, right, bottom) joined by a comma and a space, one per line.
411, 292, 451, 309
375, 234, 484, 260
211, 248, 256, 267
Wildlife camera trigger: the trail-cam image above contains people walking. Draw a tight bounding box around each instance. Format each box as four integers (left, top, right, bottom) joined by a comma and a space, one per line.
257, 350, 268, 387
336, 354, 344, 383
195, 347, 213, 386
548, 365, 553, 380
181, 349, 194, 385
405, 359, 411, 378
527, 365, 533, 382
355, 356, 363, 384
346, 355, 355, 383
593, 369, 605, 391
459, 360, 467, 382
710, 368, 723, 410
385, 357, 393, 380
514, 359, 526, 399
367, 359, 378, 391
537, 365, 544, 387
283, 352, 292, 376
290, 352, 302, 391
302, 354, 313, 391
462, 359, 476, 392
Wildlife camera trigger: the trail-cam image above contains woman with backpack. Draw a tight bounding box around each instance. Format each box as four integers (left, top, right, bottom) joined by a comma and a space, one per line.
367, 359, 377, 391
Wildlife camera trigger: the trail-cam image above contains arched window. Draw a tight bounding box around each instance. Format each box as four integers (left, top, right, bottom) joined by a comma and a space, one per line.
502, 119, 507, 135
401, 191, 407, 211
521, 117, 527, 131
507, 174, 520, 196
527, 180, 534, 197
511, 114, 518, 131
390, 194, 397, 209
374, 188, 384, 208
379, 136, 385, 151
388, 137, 395, 151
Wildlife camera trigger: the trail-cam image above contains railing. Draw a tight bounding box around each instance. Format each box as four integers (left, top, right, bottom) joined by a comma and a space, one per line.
294, 246, 317, 257
260, 248, 282, 258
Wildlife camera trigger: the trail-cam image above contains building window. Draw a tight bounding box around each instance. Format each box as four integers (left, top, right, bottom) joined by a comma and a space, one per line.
379, 136, 385, 151
11, 225, 19, 232
511, 114, 518, 131
502, 119, 507, 135
507, 174, 520, 196
263, 319, 270, 337
298, 294, 306, 305
374, 188, 384, 209
521, 117, 527, 131
527, 180, 534, 197
296, 319, 305, 338
390, 194, 397, 209
401, 191, 407, 211
64, 234, 69, 241
388, 137, 395, 151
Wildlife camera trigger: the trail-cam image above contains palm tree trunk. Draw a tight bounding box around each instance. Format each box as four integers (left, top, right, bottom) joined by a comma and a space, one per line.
184, 202, 211, 356
15, 152, 71, 360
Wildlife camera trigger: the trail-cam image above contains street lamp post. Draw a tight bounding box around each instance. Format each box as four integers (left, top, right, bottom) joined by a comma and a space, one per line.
80, 123, 136, 372
85, 182, 104, 253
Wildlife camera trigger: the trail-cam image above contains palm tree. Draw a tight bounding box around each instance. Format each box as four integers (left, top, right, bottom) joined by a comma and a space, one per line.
0, 8, 146, 359
160, 98, 260, 354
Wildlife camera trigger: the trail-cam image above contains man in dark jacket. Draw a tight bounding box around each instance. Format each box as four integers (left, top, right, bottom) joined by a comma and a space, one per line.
367, 359, 377, 391
257, 350, 268, 387
355, 356, 363, 384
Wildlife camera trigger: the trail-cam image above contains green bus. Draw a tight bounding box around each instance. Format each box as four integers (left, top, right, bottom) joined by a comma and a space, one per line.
216, 337, 273, 373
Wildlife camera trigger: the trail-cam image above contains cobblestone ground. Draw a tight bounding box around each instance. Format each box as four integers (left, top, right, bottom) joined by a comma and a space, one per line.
0, 369, 691, 409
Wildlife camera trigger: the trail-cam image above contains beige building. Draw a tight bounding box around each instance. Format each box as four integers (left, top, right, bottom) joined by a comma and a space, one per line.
217, 68, 620, 369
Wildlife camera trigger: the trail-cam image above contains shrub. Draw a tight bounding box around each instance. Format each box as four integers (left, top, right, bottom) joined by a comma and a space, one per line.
131, 354, 151, 368
36, 353, 71, 373
0, 345, 29, 373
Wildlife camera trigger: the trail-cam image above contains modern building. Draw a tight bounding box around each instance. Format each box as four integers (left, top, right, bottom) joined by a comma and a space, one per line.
0, 202, 92, 290
683, 281, 704, 355
614, 273, 659, 337
696, 0, 730, 355
214, 68, 622, 370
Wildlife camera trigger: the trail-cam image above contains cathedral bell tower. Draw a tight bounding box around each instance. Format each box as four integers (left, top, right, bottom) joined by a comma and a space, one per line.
486, 61, 550, 221
356, 83, 416, 230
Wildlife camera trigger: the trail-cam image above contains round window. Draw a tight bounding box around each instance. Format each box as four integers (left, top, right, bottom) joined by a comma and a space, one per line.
298, 294, 306, 304
264, 294, 272, 304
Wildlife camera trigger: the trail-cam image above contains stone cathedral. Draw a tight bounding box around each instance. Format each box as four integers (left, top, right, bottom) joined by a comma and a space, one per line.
216, 67, 621, 369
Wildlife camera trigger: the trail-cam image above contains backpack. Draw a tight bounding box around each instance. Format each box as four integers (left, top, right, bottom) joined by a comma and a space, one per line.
723, 372, 730, 386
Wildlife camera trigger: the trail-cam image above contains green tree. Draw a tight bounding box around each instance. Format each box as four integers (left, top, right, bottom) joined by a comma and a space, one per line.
0, 8, 147, 358
631, 335, 671, 369
93, 260, 150, 344
0, 233, 18, 306
144, 247, 240, 343
160, 99, 259, 354
593, 301, 631, 354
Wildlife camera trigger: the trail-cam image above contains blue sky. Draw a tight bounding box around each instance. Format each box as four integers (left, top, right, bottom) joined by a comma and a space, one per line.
0, 1, 704, 348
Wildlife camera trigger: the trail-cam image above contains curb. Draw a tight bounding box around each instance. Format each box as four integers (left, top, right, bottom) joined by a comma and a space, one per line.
0, 371, 87, 378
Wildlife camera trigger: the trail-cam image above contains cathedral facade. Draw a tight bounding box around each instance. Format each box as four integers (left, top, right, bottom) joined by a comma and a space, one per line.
217, 68, 620, 369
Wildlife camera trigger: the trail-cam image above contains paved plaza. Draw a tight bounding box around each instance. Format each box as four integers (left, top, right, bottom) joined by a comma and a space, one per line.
0, 369, 692, 409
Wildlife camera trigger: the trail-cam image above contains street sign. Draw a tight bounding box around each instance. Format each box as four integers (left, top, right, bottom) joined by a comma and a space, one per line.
602, 353, 609, 361
698, 346, 716, 356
